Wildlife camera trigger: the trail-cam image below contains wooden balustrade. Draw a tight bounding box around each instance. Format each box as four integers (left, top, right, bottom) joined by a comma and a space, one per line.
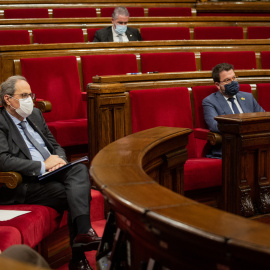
90, 126, 270, 269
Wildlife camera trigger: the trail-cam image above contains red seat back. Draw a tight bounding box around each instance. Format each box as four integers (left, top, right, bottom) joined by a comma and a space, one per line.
130, 87, 197, 158
100, 7, 144, 17
197, 12, 270, 17
140, 52, 196, 73
148, 7, 192, 17
261, 51, 270, 69
194, 27, 244, 40
0, 30, 30, 45
87, 28, 102, 42
201, 51, 257, 71
32, 28, 84, 44
4, 8, 49, 19
140, 27, 190, 41
247, 26, 270, 39
81, 54, 138, 90
257, 83, 270, 111
21, 56, 86, 123
53, 8, 97, 18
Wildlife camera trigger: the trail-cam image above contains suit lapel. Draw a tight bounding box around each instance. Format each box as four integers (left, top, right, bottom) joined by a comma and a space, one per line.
106, 27, 114, 42
126, 28, 135, 41
2, 109, 32, 159
215, 91, 234, 115
236, 92, 248, 113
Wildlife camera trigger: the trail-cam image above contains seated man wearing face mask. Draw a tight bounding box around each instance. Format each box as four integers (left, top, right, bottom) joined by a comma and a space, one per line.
93, 6, 142, 42
0, 76, 101, 270
202, 62, 265, 158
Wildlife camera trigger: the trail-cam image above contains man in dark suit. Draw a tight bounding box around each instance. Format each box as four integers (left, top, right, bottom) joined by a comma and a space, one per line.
93, 6, 142, 42
203, 63, 264, 158
0, 75, 101, 270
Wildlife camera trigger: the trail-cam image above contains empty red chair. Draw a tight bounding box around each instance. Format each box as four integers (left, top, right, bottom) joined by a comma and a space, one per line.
87, 28, 102, 42
140, 52, 197, 74
0, 30, 30, 45
200, 51, 257, 71
32, 29, 84, 44
20, 56, 87, 148
140, 27, 190, 41
261, 51, 270, 69
100, 7, 144, 17
248, 26, 270, 39
129, 87, 222, 191
257, 83, 270, 111
4, 8, 49, 19
53, 8, 97, 18
148, 7, 192, 17
81, 54, 138, 90
194, 27, 244, 40
197, 12, 270, 17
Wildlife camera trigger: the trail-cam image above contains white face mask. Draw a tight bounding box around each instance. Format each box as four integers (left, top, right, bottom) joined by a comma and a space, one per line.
10, 96, 33, 119
115, 24, 127, 35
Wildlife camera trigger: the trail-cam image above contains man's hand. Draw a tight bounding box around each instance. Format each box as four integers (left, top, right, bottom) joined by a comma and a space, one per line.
44, 155, 67, 172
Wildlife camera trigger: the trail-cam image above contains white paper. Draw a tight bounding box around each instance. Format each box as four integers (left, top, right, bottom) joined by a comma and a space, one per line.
0, 210, 31, 221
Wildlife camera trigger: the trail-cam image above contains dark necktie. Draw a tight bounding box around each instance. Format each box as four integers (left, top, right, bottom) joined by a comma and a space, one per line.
228, 97, 240, 114
20, 121, 50, 160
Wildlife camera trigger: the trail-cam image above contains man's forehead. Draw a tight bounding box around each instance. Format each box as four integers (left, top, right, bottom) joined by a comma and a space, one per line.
15, 80, 31, 92
115, 15, 129, 22
219, 69, 235, 78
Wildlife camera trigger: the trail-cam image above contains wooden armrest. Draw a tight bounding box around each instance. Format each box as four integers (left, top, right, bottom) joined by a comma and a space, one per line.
0, 172, 22, 189
35, 100, 52, 113
207, 132, 222, 146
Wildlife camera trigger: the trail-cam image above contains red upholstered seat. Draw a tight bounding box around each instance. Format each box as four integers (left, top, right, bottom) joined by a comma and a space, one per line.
197, 12, 270, 17
256, 83, 270, 111
100, 7, 144, 17
148, 7, 192, 17
0, 30, 30, 45
200, 51, 257, 71
140, 27, 190, 41
81, 54, 138, 90
129, 87, 222, 191
20, 56, 87, 147
53, 8, 97, 18
140, 52, 196, 73
247, 27, 270, 39
261, 51, 270, 69
4, 8, 49, 19
32, 28, 84, 44
194, 27, 244, 40
87, 28, 102, 42
0, 226, 22, 251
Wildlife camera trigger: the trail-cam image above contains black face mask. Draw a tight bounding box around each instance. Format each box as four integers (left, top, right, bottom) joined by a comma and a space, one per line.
224, 81, 240, 96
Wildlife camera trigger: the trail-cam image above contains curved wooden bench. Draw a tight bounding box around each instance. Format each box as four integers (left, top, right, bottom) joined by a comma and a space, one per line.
90, 126, 270, 269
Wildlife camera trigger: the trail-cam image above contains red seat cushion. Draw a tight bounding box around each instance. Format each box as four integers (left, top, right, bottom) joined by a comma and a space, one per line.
0, 205, 60, 248
184, 158, 222, 191
100, 7, 144, 17
261, 51, 270, 69
81, 54, 138, 90
21, 56, 87, 147
201, 51, 257, 71
256, 83, 270, 111
248, 26, 270, 39
33, 29, 84, 44
0, 226, 22, 251
0, 30, 30, 45
4, 8, 49, 19
140, 27, 190, 41
148, 7, 192, 17
140, 52, 196, 73
53, 8, 97, 18
194, 27, 244, 40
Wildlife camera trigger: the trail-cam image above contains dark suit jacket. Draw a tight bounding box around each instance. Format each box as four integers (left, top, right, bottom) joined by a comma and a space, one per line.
0, 107, 67, 204
93, 26, 142, 42
202, 91, 265, 157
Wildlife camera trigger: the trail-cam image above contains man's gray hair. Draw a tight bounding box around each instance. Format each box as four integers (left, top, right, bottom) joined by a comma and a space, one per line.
0, 75, 27, 106
112, 7, 129, 20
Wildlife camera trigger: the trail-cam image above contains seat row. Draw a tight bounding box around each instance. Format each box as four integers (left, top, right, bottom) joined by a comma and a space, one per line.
2, 26, 270, 45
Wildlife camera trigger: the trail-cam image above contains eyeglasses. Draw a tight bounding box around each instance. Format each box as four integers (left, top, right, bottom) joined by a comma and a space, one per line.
11, 93, 35, 100
219, 76, 238, 85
